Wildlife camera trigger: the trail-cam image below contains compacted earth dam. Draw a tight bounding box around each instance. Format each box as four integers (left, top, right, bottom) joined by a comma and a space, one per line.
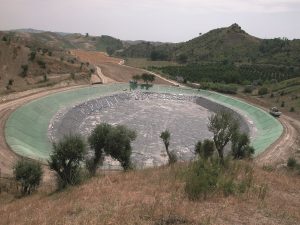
5, 84, 283, 168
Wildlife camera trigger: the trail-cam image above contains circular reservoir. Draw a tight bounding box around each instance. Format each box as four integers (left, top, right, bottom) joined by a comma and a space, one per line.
5, 84, 283, 168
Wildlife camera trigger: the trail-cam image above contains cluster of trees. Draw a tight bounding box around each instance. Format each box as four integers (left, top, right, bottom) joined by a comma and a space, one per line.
185, 111, 255, 200
132, 73, 156, 85
49, 124, 136, 188
156, 63, 298, 85
259, 38, 290, 54
12, 110, 255, 197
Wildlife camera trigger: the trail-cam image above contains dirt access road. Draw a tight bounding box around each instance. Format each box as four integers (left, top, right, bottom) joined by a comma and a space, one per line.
71, 49, 175, 85
235, 95, 300, 166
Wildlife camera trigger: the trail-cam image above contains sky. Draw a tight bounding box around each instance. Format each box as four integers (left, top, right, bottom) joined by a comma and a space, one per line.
0, 0, 300, 42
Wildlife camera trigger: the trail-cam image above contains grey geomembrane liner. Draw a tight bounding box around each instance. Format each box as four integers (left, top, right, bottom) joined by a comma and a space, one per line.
5, 84, 283, 164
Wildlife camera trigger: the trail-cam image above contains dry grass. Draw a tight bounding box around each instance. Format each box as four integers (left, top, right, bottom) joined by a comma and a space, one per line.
71, 50, 122, 65
0, 163, 299, 225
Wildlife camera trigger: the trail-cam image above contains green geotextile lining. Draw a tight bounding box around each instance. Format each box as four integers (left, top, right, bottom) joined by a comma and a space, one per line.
5, 84, 283, 161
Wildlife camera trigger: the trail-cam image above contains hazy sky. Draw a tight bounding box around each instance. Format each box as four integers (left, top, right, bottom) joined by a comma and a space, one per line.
0, 0, 299, 42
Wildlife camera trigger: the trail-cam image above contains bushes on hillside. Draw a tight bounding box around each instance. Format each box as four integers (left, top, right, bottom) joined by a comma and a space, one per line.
48, 134, 87, 188
14, 160, 43, 195
200, 82, 238, 94
258, 87, 268, 96
185, 158, 254, 200
20, 65, 28, 78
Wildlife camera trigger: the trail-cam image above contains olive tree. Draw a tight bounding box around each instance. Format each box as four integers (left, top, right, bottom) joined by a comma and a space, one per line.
231, 132, 255, 159
208, 111, 239, 162
87, 123, 112, 175
14, 160, 43, 195
160, 130, 177, 164
48, 134, 86, 188
105, 125, 137, 170
141, 73, 155, 85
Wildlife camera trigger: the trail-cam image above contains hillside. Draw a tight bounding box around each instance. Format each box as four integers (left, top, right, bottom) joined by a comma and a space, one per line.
0, 32, 92, 94
1, 164, 300, 225
118, 24, 300, 66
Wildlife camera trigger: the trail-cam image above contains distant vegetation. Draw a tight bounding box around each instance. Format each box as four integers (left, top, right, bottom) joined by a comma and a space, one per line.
153, 63, 299, 85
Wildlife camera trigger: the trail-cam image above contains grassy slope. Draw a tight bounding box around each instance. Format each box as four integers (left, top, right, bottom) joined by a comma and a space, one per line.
239, 77, 300, 120
0, 163, 300, 225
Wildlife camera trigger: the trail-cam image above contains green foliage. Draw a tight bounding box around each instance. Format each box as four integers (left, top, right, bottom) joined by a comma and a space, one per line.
14, 160, 43, 195
106, 47, 114, 56
95, 35, 123, 52
37, 60, 46, 69
287, 157, 297, 169
290, 107, 295, 112
231, 132, 255, 159
141, 73, 155, 84
258, 87, 268, 96
105, 125, 137, 170
20, 65, 28, 77
200, 82, 238, 94
194, 141, 202, 155
208, 111, 239, 161
185, 158, 254, 200
8, 79, 14, 86
150, 50, 169, 61
48, 134, 87, 188
243, 85, 253, 94
160, 130, 177, 164
29, 51, 36, 61
87, 124, 136, 171
259, 38, 290, 54
195, 139, 215, 160
88, 123, 112, 175
176, 54, 188, 64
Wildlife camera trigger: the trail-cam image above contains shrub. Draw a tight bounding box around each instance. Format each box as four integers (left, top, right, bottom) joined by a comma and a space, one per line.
20, 65, 28, 77
48, 134, 87, 188
8, 79, 14, 86
281, 101, 285, 107
70, 72, 75, 80
258, 87, 268, 96
243, 85, 253, 93
231, 132, 255, 159
194, 141, 202, 156
185, 158, 254, 201
195, 139, 215, 160
290, 107, 295, 112
29, 51, 36, 61
37, 60, 46, 69
287, 157, 297, 169
185, 158, 221, 200
14, 160, 43, 195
